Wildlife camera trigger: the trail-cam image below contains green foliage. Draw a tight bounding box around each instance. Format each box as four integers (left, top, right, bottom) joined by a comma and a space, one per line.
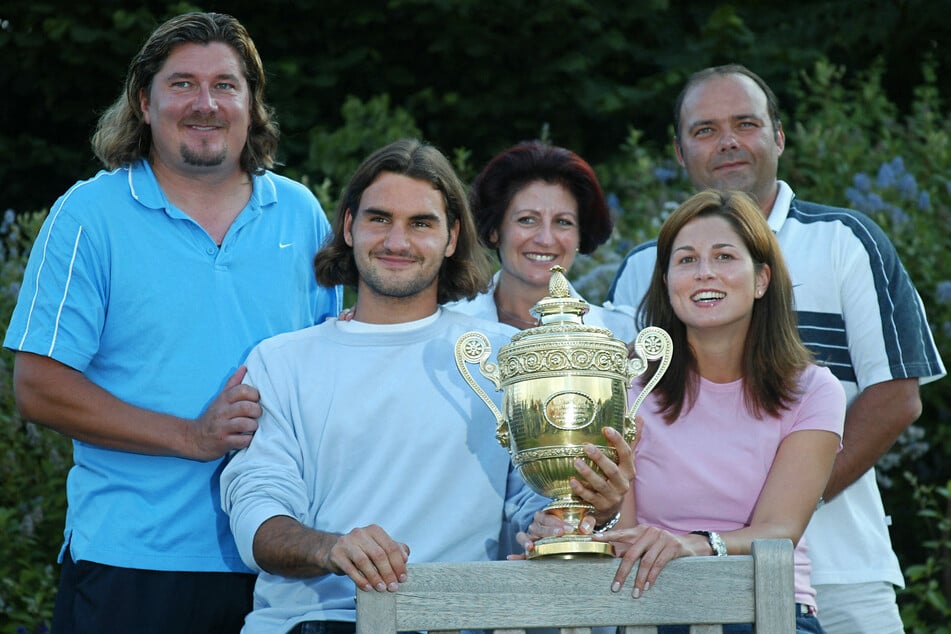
298, 94, 422, 216
898, 476, 951, 632
0, 2, 179, 214
0, 209, 72, 634
4, 1, 951, 213
794, 60, 951, 630
783, 59, 951, 507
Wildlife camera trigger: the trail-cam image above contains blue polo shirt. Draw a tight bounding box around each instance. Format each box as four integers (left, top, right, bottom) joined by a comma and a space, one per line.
5, 159, 342, 572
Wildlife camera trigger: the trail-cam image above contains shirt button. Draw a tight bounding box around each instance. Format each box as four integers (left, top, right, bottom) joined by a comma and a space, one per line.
206, 247, 216, 255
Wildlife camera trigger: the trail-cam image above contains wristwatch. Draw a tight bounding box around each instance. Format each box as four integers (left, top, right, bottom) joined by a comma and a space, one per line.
691, 530, 728, 556
594, 512, 621, 533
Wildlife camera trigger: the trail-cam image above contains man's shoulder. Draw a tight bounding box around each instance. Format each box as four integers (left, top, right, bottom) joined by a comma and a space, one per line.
55, 167, 130, 205
619, 238, 659, 261
443, 289, 496, 320
605, 239, 657, 305
440, 309, 518, 340
789, 198, 883, 227
786, 198, 894, 244
612, 239, 658, 283
42, 167, 137, 229
251, 322, 329, 357
256, 170, 320, 205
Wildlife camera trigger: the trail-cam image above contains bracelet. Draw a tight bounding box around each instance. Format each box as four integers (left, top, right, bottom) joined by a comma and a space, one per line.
594, 512, 621, 533
691, 530, 728, 556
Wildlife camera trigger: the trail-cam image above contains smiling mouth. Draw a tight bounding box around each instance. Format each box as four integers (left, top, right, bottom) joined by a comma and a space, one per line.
525, 253, 557, 262
691, 291, 725, 303
184, 119, 225, 130
373, 251, 419, 267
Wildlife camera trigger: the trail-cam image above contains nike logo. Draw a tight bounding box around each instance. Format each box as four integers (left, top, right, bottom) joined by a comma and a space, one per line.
279, 242, 294, 249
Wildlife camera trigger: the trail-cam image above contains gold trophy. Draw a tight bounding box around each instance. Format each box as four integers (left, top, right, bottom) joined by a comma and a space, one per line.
454, 266, 672, 558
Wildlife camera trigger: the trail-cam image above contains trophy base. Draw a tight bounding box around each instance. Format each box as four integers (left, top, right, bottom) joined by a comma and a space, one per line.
528, 535, 616, 559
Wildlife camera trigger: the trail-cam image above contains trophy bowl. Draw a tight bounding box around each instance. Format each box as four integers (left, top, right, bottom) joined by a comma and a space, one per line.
454, 267, 672, 558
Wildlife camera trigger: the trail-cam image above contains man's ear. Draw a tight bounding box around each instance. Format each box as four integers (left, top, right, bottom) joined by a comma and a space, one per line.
343, 209, 354, 247
445, 219, 460, 258
139, 88, 151, 125
674, 136, 685, 167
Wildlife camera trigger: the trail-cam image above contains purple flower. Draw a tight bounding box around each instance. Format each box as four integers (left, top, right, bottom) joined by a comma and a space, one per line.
866, 193, 885, 213
886, 204, 909, 226
936, 280, 951, 304
606, 192, 622, 214
653, 166, 678, 183
853, 172, 872, 192
897, 173, 918, 201
877, 162, 896, 188
845, 187, 866, 208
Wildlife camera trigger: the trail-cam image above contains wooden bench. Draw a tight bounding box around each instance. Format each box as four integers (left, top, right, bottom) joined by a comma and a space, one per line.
356, 538, 795, 634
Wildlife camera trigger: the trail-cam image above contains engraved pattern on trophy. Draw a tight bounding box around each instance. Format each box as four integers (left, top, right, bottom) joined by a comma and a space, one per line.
454, 266, 672, 558
498, 344, 630, 381
544, 390, 597, 430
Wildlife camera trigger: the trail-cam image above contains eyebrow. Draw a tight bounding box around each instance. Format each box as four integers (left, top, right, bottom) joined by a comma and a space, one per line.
513, 207, 577, 216
361, 207, 444, 224
673, 242, 738, 251
688, 113, 763, 131
164, 71, 242, 83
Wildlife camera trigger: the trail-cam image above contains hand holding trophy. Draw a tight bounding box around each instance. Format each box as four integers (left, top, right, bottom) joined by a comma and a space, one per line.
455, 266, 672, 558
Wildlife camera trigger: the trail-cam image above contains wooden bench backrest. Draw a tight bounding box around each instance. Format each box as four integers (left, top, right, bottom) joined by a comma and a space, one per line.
356, 538, 796, 633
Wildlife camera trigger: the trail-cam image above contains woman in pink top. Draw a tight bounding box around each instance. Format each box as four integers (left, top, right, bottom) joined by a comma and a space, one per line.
525, 189, 844, 633
612, 189, 844, 632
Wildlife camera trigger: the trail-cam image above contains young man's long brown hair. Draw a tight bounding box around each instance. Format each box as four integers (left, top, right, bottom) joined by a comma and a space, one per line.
314, 138, 491, 304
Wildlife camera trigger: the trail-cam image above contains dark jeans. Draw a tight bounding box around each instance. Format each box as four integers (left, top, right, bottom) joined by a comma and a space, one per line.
51, 547, 255, 634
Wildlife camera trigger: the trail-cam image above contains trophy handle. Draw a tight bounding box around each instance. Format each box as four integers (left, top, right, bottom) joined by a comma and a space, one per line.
623, 326, 673, 443
454, 331, 510, 448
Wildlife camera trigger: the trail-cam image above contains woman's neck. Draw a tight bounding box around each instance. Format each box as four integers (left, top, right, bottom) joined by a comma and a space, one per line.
493, 274, 545, 330
689, 328, 746, 383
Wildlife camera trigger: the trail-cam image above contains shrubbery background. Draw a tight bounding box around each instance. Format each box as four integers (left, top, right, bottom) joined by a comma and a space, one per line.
2, 3, 949, 632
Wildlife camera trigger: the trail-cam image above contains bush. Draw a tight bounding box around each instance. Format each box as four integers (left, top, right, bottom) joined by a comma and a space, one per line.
0, 209, 70, 634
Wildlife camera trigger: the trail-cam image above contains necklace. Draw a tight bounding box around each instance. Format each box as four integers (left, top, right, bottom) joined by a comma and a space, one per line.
496, 303, 539, 329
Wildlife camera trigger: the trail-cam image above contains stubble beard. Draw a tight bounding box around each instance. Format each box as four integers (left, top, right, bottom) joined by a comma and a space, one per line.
181, 143, 227, 167
361, 264, 440, 300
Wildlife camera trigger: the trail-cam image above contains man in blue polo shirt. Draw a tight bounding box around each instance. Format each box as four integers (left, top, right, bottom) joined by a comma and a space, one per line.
605, 64, 945, 633
4, 12, 341, 633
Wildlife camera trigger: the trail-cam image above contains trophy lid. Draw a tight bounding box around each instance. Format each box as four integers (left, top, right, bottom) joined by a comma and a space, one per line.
495, 265, 635, 384
529, 266, 590, 326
